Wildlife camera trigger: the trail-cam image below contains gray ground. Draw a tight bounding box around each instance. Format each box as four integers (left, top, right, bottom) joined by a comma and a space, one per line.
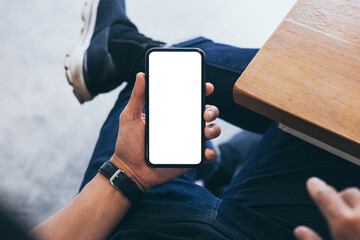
0, 0, 296, 230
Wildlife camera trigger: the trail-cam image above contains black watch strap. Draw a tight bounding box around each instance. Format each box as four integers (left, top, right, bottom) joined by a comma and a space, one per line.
98, 161, 144, 204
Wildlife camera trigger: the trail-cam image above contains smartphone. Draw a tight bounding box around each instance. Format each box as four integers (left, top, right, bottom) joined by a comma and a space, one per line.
145, 48, 205, 167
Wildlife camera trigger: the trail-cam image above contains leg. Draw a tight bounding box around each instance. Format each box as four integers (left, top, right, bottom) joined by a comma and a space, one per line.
216, 123, 360, 239
65, 0, 164, 103
203, 130, 263, 196
68, 0, 271, 132
109, 36, 273, 134
79, 83, 133, 189
173, 38, 272, 133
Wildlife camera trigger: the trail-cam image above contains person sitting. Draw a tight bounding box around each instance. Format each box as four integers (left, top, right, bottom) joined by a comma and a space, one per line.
15, 0, 360, 239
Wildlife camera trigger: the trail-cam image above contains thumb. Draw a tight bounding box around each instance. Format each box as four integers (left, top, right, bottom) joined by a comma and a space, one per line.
294, 226, 322, 240
125, 73, 146, 118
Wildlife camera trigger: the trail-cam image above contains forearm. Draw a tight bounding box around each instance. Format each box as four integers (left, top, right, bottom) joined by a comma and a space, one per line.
30, 173, 131, 240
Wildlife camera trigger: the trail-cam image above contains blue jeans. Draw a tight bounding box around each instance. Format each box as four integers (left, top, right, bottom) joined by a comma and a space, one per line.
80, 37, 360, 239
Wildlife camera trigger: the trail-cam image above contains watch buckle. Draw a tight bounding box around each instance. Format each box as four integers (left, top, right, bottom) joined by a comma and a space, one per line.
109, 169, 123, 189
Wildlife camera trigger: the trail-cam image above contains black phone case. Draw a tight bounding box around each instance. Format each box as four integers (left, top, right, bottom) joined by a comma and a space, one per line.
145, 47, 206, 168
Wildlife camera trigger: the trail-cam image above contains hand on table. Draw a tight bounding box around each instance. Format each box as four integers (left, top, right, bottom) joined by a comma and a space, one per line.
111, 72, 221, 191
295, 177, 360, 240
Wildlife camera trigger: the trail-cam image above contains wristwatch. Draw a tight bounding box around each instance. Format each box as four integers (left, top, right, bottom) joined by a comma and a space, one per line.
98, 161, 144, 204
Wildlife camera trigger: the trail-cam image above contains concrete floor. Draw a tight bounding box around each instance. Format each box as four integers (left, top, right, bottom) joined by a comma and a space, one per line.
0, 0, 296, 229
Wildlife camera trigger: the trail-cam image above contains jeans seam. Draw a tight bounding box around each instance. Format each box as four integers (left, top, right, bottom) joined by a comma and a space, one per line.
206, 62, 244, 75
207, 198, 222, 219
172, 37, 211, 48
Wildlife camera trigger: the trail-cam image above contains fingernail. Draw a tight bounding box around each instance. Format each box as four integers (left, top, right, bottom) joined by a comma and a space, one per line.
209, 149, 214, 158
294, 228, 304, 238
307, 177, 326, 190
309, 177, 323, 184
208, 111, 214, 119
209, 128, 215, 137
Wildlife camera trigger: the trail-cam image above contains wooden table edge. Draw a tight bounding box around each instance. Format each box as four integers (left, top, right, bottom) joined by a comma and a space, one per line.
233, 85, 360, 160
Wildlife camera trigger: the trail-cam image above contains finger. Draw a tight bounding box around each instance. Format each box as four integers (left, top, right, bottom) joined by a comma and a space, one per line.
204, 105, 219, 122
124, 73, 146, 118
340, 187, 360, 208
307, 177, 350, 220
294, 226, 322, 240
205, 148, 217, 162
205, 123, 221, 140
205, 82, 214, 96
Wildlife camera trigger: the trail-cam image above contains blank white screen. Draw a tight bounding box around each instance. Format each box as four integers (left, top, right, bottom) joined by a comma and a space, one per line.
148, 51, 202, 165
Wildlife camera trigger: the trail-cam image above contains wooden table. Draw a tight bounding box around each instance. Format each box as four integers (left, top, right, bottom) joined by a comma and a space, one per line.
233, 0, 360, 164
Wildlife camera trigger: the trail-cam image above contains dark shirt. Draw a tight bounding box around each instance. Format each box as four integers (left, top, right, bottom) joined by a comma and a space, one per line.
110, 216, 242, 240
0, 209, 30, 240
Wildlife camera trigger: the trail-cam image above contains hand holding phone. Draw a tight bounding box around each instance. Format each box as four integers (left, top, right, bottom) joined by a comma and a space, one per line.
111, 73, 220, 191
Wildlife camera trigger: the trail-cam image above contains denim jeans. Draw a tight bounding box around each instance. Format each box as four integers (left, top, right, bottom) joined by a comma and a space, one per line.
80, 37, 360, 239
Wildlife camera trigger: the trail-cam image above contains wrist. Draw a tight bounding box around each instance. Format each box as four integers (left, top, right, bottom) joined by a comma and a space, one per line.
91, 173, 132, 206
110, 155, 148, 192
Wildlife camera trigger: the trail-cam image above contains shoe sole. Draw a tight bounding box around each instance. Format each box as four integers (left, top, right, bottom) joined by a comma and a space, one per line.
64, 0, 100, 104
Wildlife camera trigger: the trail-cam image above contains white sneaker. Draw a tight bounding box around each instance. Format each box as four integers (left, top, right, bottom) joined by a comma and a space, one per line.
64, 0, 100, 104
